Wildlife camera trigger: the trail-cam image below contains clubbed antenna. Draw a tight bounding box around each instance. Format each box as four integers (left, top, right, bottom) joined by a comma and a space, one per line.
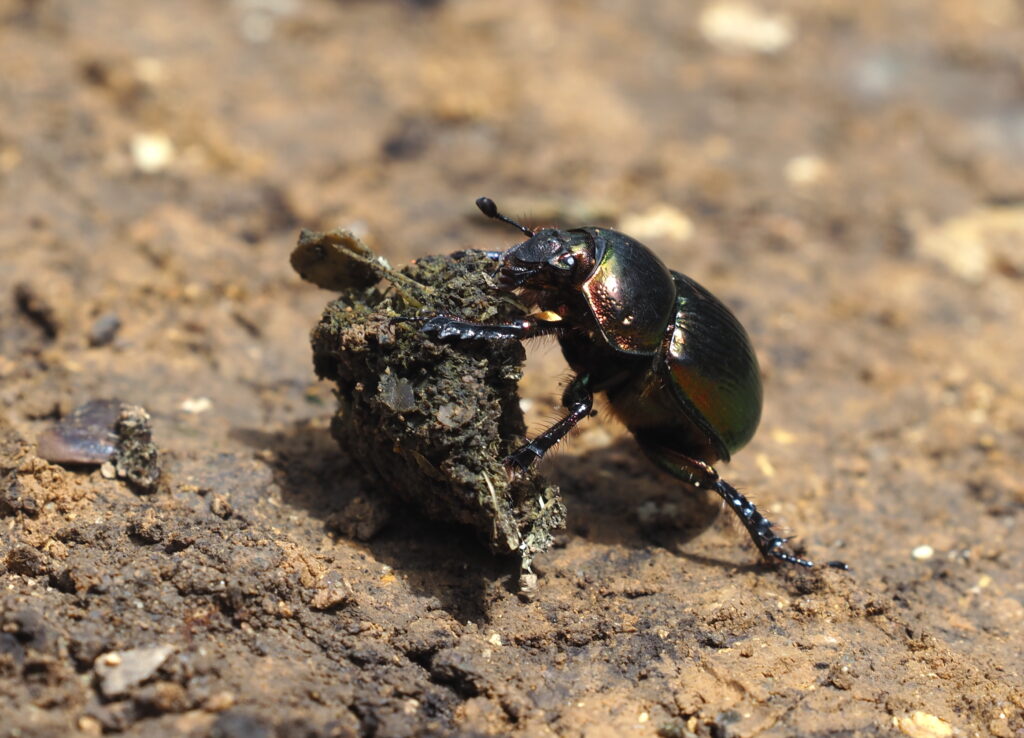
476, 197, 535, 237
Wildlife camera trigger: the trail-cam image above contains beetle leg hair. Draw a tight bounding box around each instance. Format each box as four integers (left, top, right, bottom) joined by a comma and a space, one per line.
646, 449, 817, 568
416, 314, 558, 342
505, 374, 593, 473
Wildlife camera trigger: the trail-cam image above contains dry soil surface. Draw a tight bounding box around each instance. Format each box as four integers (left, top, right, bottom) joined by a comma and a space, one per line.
1, 1, 1023, 736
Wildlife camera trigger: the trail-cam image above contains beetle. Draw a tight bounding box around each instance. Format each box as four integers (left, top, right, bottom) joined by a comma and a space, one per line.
413, 197, 845, 569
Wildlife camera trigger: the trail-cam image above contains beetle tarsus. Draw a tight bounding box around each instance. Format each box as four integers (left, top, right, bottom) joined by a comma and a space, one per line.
711, 476, 814, 568
504, 444, 543, 475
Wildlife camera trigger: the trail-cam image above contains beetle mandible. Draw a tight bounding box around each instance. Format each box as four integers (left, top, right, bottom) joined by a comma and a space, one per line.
415, 197, 844, 569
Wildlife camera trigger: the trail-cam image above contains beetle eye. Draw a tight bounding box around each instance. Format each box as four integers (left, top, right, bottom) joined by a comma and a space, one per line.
558, 254, 575, 269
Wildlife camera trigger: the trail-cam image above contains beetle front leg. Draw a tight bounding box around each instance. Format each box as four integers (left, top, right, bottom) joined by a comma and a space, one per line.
450, 248, 504, 261
414, 315, 556, 342
505, 374, 593, 473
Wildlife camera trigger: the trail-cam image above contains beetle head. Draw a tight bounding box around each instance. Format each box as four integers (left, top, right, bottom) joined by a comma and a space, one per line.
497, 229, 596, 289
474, 197, 597, 291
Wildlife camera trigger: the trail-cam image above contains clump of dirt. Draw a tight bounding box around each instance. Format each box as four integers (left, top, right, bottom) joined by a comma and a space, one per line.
293, 229, 564, 578
36, 399, 161, 493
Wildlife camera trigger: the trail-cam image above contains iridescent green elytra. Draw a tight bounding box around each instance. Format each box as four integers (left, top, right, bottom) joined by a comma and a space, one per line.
569, 228, 762, 465
414, 198, 845, 570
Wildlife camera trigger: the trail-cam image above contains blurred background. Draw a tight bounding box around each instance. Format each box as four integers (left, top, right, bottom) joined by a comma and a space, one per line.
1, 1, 1023, 736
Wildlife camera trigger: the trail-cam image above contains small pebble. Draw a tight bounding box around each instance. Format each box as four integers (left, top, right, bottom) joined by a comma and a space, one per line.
37, 399, 121, 465
209, 495, 233, 519
180, 397, 213, 414
912, 545, 934, 561
755, 452, 776, 478
618, 204, 694, 243
785, 154, 829, 186
131, 132, 175, 174
518, 572, 539, 597
310, 571, 353, 611
203, 691, 236, 713
771, 428, 798, 445
895, 711, 953, 738
699, 2, 795, 54
88, 313, 122, 347
94, 644, 175, 698
77, 716, 103, 736
914, 207, 1024, 283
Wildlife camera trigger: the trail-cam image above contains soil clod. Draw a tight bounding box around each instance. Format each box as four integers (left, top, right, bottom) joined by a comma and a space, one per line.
294, 231, 565, 575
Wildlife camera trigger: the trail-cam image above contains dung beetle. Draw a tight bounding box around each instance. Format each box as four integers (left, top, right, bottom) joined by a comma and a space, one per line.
414, 197, 845, 569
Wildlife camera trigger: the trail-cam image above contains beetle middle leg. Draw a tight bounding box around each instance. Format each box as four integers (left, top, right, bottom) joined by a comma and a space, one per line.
644, 448, 821, 568
505, 374, 593, 473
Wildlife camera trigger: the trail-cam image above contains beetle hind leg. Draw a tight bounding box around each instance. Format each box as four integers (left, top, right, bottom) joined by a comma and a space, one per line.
711, 475, 814, 568
646, 449, 822, 568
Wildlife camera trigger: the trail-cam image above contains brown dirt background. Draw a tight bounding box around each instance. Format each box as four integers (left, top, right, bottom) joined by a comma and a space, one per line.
2, 1, 1023, 736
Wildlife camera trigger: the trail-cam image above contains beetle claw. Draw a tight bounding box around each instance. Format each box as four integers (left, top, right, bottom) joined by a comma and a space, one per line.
774, 551, 815, 568
401, 315, 463, 339
503, 445, 542, 477
765, 538, 814, 568
421, 316, 448, 332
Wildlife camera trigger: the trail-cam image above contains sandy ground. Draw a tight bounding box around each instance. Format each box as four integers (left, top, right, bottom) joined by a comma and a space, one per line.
1, 0, 1023, 736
